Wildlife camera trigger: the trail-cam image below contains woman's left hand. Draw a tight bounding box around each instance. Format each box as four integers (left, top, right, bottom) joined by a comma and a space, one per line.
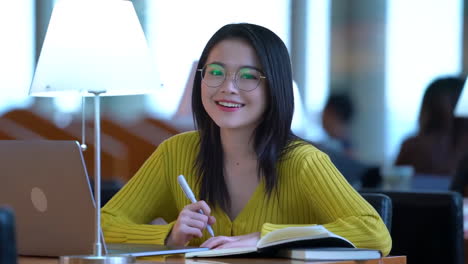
200, 232, 260, 249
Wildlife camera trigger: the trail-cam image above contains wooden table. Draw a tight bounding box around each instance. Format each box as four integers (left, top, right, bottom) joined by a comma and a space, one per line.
19, 255, 406, 264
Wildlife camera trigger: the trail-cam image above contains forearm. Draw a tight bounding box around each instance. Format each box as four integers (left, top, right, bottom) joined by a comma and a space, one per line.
260, 215, 391, 256
323, 214, 391, 256
101, 211, 174, 245
302, 152, 392, 255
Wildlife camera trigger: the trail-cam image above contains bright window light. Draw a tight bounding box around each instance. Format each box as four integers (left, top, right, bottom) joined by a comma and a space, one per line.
385, 0, 463, 162
0, 1, 35, 114
145, 0, 290, 119
303, 0, 331, 141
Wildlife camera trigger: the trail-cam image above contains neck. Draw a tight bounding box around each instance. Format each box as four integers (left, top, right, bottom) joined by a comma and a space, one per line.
220, 128, 257, 161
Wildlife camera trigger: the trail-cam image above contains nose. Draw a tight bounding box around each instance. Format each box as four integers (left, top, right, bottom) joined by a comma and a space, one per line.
220, 72, 238, 94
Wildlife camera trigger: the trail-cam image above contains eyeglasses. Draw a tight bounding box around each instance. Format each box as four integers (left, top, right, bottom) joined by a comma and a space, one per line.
198, 63, 266, 92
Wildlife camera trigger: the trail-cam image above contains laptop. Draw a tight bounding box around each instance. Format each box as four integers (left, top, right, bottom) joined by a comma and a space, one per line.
0, 140, 208, 257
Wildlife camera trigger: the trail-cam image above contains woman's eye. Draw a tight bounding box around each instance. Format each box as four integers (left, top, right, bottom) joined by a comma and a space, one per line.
209, 70, 224, 76
240, 73, 257, 80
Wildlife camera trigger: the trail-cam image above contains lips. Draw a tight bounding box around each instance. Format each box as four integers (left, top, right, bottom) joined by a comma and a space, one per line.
216, 100, 245, 108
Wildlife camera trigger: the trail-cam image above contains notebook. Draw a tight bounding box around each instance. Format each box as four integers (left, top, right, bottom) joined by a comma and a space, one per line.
276, 247, 382, 261
0, 140, 208, 257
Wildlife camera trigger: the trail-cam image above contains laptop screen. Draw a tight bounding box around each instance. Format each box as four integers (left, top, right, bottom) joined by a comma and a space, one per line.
0, 140, 95, 256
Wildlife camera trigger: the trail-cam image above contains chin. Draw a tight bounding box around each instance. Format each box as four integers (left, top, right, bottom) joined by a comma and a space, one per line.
214, 122, 241, 130
212, 119, 244, 129
219, 123, 260, 133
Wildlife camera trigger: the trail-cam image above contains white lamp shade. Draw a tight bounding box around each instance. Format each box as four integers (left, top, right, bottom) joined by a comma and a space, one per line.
455, 77, 468, 117
30, 0, 158, 97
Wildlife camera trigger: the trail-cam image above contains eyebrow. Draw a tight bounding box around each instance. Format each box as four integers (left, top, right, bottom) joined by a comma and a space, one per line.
206, 61, 264, 73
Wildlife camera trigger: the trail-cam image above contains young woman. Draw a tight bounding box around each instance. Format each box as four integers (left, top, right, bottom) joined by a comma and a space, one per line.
101, 23, 391, 255
395, 76, 465, 175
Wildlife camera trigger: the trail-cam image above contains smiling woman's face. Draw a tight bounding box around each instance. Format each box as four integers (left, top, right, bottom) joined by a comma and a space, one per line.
201, 38, 268, 132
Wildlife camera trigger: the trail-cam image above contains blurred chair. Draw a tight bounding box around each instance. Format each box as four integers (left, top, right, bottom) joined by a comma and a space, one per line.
0, 130, 14, 140
450, 152, 468, 196
378, 191, 463, 264
124, 117, 179, 146
360, 166, 382, 188
66, 120, 129, 180
0, 207, 17, 264
0, 118, 43, 140
90, 179, 124, 207
2, 109, 76, 140
99, 116, 157, 179
360, 193, 392, 231
101, 179, 124, 206
2, 109, 128, 180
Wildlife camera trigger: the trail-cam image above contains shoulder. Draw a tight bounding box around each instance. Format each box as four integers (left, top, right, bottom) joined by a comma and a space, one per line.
285, 140, 327, 159
280, 141, 331, 169
158, 131, 200, 153
400, 135, 421, 146
278, 141, 344, 184
398, 134, 436, 154
161, 131, 199, 146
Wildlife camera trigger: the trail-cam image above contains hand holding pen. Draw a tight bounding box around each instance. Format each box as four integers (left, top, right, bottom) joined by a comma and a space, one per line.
166, 175, 216, 246
178, 175, 215, 237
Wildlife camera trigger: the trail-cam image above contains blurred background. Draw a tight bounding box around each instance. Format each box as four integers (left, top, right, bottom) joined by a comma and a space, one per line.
1, 0, 467, 184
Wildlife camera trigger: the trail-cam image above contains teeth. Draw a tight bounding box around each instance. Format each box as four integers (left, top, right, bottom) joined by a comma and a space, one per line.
218, 101, 242, 108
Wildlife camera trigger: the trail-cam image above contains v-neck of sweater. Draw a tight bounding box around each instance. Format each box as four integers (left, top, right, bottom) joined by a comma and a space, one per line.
215, 180, 265, 234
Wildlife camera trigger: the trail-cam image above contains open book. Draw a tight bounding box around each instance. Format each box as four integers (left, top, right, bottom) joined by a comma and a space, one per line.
186, 225, 364, 258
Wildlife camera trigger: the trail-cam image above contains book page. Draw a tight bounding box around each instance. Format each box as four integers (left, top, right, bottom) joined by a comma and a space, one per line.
258, 225, 328, 246
258, 225, 354, 248
185, 247, 257, 258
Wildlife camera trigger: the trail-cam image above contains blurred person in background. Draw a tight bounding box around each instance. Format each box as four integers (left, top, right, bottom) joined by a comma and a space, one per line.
315, 93, 374, 187
320, 93, 355, 158
395, 76, 465, 176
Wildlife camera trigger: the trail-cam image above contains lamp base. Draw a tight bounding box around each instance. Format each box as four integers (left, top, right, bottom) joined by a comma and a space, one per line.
60, 255, 135, 264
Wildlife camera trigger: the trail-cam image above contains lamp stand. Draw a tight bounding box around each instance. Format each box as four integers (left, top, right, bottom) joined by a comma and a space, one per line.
60, 91, 134, 264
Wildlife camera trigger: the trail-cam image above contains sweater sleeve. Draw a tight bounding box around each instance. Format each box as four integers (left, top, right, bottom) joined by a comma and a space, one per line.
260, 151, 392, 256
101, 140, 179, 245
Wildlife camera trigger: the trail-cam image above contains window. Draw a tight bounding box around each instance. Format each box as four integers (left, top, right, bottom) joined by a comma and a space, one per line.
385, 0, 463, 161
302, 0, 331, 141
145, 0, 290, 119
0, 1, 35, 114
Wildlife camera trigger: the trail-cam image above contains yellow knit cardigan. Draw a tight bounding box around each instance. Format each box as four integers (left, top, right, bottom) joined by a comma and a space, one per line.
101, 131, 391, 256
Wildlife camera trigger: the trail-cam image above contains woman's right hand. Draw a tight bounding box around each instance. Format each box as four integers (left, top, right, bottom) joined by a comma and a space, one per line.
165, 200, 216, 246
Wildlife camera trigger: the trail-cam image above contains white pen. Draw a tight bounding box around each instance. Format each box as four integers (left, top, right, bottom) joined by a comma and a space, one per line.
177, 174, 215, 237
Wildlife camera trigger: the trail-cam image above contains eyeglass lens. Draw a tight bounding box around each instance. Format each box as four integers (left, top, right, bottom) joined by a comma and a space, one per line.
201, 63, 263, 91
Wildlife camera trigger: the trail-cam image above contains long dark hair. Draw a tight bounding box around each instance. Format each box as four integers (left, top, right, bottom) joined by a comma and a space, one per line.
418, 77, 464, 135
191, 23, 301, 211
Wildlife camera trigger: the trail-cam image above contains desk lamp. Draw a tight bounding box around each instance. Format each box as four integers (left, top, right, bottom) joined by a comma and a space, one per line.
29, 0, 157, 263
455, 77, 468, 117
